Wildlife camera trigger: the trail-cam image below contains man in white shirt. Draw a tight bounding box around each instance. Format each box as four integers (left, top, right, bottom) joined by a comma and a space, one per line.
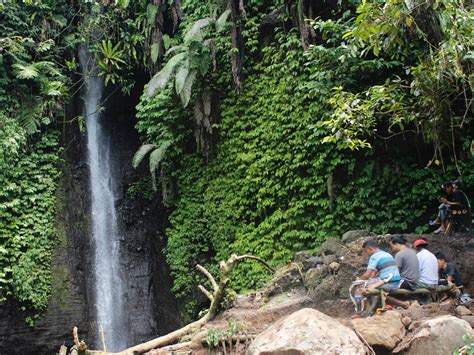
413, 239, 438, 289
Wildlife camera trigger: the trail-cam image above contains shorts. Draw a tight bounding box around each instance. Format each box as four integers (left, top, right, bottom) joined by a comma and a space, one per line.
367, 277, 400, 292
399, 279, 415, 290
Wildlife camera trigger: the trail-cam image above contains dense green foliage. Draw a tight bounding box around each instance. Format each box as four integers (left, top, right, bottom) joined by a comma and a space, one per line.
0, 0, 150, 314
0, 127, 61, 313
0, 2, 72, 314
135, 0, 474, 318
0, 0, 473, 322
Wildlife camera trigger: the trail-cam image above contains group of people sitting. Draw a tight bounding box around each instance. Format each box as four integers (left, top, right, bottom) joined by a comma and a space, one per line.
356, 236, 462, 312
431, 180, 471, 234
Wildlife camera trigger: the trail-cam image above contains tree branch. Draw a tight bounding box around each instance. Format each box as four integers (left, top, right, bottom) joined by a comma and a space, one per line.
76, 254, 273, 355
198, 285, 213, 301
196, 264, 218, 291
234, 255, 275, 272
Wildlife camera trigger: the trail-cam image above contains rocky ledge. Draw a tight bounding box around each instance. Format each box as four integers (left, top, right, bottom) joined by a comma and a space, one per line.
148, 231, 474, 354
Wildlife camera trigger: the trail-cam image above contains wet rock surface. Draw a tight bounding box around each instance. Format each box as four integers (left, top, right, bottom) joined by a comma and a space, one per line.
0, 90, 180, 355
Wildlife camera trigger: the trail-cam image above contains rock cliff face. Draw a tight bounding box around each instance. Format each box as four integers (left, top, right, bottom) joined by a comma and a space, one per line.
0, 88, 180, 354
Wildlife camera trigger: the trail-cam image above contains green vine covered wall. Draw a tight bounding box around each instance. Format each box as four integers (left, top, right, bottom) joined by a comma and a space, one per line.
0, 0, 472, 323
134, 0, 474, 318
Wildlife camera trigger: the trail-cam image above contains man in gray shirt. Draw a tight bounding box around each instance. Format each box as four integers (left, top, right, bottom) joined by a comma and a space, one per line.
390, 235, 420, 290
385, 235, 420, 308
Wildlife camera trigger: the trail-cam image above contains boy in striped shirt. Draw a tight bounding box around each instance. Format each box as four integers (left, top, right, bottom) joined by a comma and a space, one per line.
358, 239, 401, 291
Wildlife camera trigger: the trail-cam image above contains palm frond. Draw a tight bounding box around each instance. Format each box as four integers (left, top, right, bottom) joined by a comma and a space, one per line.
13, 63, 39, 79
132, 143, 156, 168
151, 43, 160, 64
145, 52, 187, 98
179, 69, 197, 108
174, 59, 190, 95
216, 9, 231, 32
149, 140, 173, 173
184, 17, 212, 43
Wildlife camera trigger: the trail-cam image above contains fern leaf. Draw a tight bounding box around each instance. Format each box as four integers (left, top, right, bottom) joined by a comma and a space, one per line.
174, 60, 190, 95
146, 3, 158, 25
13, 64, 39, 79
149, 140, 173, 173
145, 52, 187, 97
216, 9, 231, 32
179, 69, 197, 108
132, 143, 156, 168
184, 17, 212, 43
166, 45, 184, 56
151, 43, 160, 64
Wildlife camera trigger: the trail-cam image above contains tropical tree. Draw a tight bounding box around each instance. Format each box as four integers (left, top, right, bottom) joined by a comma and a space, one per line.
145, 11, 231, 107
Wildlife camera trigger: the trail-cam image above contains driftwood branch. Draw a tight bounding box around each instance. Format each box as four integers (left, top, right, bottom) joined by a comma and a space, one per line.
70, 255, 273, 355
234, 255, 275, 272
196, 264, 218, 291
111, 253, 273, 354
73, 326, 88, 355
198, 285, 214, 301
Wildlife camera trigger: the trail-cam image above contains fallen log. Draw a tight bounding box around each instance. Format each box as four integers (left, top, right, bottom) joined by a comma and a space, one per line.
70, 254, 274, 355
365, 284, 454, 296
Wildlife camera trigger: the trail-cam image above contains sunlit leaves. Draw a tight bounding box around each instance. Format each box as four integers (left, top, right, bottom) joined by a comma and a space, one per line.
97, 40, 126, 85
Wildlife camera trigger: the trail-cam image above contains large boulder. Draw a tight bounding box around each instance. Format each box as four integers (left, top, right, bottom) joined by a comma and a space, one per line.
352, 311, 405, 350
246, 308, 367, 354
393, 315, 472, 354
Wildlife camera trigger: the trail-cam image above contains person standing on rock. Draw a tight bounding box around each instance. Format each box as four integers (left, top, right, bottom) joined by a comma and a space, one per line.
413, 239, 438, 290
358, 239, 401, 291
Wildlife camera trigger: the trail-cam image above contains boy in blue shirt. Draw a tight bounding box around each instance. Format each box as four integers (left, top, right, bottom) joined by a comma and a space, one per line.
358, 239, 401, 292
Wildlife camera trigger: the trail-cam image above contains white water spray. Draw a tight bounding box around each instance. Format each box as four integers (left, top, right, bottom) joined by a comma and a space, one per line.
79, 44, 128, 351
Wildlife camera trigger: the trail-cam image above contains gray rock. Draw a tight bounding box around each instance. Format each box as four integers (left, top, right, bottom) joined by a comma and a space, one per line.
393, 315, 472, 354
319, 237, 345, 257
246, 308, 367, 354
304, 266, 329, 289
263, 264, 304, 298
301, 256, 324, 270
456, 305, 472, 316
294, 250, 313, 262
323, 254, 337, 265
342, 230, 373, 244
352, 311, 405, 350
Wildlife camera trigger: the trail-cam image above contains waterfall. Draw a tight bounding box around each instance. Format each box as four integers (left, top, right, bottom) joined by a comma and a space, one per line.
79, 44, 129, 351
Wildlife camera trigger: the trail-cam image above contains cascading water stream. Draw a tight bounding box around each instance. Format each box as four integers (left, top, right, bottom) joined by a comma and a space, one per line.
79, 44, 129, 351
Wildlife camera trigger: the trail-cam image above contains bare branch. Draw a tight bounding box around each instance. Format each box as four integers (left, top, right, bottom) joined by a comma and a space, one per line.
196, 264, 218, 291
234, 255, 275, 272
198, 285, 213, 301
87, 254, 274, 354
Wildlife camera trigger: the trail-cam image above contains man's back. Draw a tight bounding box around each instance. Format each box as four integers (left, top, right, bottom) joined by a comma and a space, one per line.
368, 250, 401, 282
417, 249, 438, 285
395, 247, 419, 288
